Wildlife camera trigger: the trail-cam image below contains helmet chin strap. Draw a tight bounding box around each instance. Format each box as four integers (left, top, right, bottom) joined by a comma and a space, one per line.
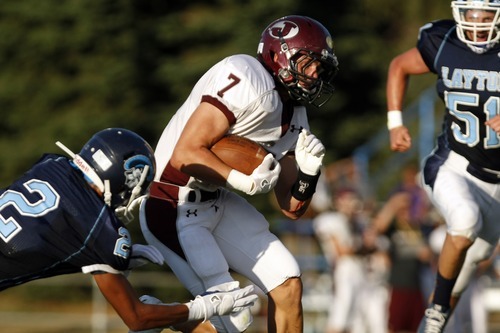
277, 30, 293, 81
114, 164, 150, 224
104, 180, 112, 207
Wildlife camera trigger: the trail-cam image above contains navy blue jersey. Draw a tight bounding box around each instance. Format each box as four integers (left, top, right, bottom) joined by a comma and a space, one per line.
418, 19, 500, 171
0, 154, 131, 291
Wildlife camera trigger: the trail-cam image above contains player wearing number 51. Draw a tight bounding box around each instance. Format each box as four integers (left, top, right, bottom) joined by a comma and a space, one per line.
385, 1, 500, 332
140, 15, 339, 333
0, 128, 257, 332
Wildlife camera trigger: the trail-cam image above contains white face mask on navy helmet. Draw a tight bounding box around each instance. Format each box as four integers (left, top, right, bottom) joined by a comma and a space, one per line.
452, 0, 500, 53
57, 128, 156, 222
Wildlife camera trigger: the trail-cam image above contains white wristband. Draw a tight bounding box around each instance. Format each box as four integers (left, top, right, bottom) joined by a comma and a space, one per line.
387, 110, 403, 130
226, 169, 253, 194
185, 297, 207, 322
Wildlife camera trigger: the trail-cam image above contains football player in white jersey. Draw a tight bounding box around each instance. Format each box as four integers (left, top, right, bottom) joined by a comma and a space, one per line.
386, 1, 500, 332
138, 15, 339, 333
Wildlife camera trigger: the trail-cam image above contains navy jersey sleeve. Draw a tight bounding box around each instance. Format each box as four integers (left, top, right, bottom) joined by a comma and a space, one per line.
417, 20, 457, 73
0, 154, 131, 290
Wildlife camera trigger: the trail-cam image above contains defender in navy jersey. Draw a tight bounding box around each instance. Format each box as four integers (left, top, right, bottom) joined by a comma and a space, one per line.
0, 128, 257, 332
386, 1, 500, 332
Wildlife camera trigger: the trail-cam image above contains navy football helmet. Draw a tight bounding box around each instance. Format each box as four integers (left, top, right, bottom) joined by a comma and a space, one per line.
59, 128, 156, 219
257, 15, 339, 107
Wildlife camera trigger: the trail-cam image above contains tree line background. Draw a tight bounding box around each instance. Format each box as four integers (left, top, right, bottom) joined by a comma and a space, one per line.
0, 1, 455, 329
0, 0, 451, 183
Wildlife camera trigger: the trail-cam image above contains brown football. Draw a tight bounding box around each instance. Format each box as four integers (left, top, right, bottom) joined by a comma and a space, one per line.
211, 135, 267, 175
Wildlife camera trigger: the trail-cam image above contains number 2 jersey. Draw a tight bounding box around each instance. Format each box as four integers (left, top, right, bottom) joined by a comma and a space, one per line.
0, 154, 130, 291
417, 19, 500, 172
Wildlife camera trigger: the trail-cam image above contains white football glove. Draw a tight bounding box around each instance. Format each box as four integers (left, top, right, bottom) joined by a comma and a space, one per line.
115, 194, 147, 223
295, 129, 325, 176
186, 282, 258, 322
128, 244, 165, 270
226, 153, 281, 195
128, 295, 166, 333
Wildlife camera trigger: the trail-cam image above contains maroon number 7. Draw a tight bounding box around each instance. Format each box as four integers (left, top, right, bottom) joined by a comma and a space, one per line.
217, 73, 241, 98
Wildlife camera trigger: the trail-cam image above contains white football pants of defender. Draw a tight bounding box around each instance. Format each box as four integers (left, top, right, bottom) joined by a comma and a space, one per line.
421, 150, 500, 298
139, 189, 301, 332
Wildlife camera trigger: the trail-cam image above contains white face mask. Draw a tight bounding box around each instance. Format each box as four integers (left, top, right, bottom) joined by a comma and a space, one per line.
452, 1, 500, 53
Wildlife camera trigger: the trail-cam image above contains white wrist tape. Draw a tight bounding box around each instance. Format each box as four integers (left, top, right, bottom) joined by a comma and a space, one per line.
387, 110, 403, 130
226, 169, 253, 194
185, 296, 207, 322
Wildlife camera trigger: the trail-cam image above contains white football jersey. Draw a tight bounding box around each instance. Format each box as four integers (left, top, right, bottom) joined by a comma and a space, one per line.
313, 211, 357, 263
154, 54, 310, 185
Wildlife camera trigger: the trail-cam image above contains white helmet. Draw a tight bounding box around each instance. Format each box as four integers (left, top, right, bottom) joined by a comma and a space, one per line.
452, 0, 500, 53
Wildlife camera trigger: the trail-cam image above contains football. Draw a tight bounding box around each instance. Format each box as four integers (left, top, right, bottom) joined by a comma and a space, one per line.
211, 135, 267, 175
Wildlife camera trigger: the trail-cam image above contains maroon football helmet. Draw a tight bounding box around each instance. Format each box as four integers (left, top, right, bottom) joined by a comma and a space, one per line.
257, 15, 339, 107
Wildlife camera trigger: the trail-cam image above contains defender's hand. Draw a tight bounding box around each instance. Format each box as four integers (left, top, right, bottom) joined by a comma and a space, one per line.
186, 282, 258, 322
485, 114, 500, 134
295, 129, 325, 176
389, 126, 412, 152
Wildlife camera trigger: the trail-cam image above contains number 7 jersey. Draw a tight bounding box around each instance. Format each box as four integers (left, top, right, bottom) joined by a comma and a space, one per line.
418, 19, 500, 171
154, 54, 310, 186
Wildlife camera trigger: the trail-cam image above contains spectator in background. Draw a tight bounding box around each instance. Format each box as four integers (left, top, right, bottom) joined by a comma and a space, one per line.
373, 191, 434, 333
313, 188, 389, 333
390, 165, 432, 229
310, 157, 376, 219
388, 164, 436, 301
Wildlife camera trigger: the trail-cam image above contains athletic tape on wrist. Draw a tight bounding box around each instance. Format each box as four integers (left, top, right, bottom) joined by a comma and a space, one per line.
291, 169, 320, 201
387, 110, 403, 130
185, 297, 207, 322
226, 169, 253, 194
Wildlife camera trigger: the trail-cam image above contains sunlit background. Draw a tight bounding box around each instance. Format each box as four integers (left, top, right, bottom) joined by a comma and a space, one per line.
0, 1, 498, 332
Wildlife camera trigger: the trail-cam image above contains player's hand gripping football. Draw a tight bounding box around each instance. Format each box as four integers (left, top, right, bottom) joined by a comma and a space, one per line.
295, 129, 325, 176
187, 281, 258, 322
248, 153, 281, 195
227, 153, 281, 195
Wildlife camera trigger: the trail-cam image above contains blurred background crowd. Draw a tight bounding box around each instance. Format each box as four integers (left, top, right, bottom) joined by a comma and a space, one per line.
302, 160, 500, 333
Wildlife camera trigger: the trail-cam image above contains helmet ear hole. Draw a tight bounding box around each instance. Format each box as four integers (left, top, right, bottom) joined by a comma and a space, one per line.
271, 51, 278, 62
